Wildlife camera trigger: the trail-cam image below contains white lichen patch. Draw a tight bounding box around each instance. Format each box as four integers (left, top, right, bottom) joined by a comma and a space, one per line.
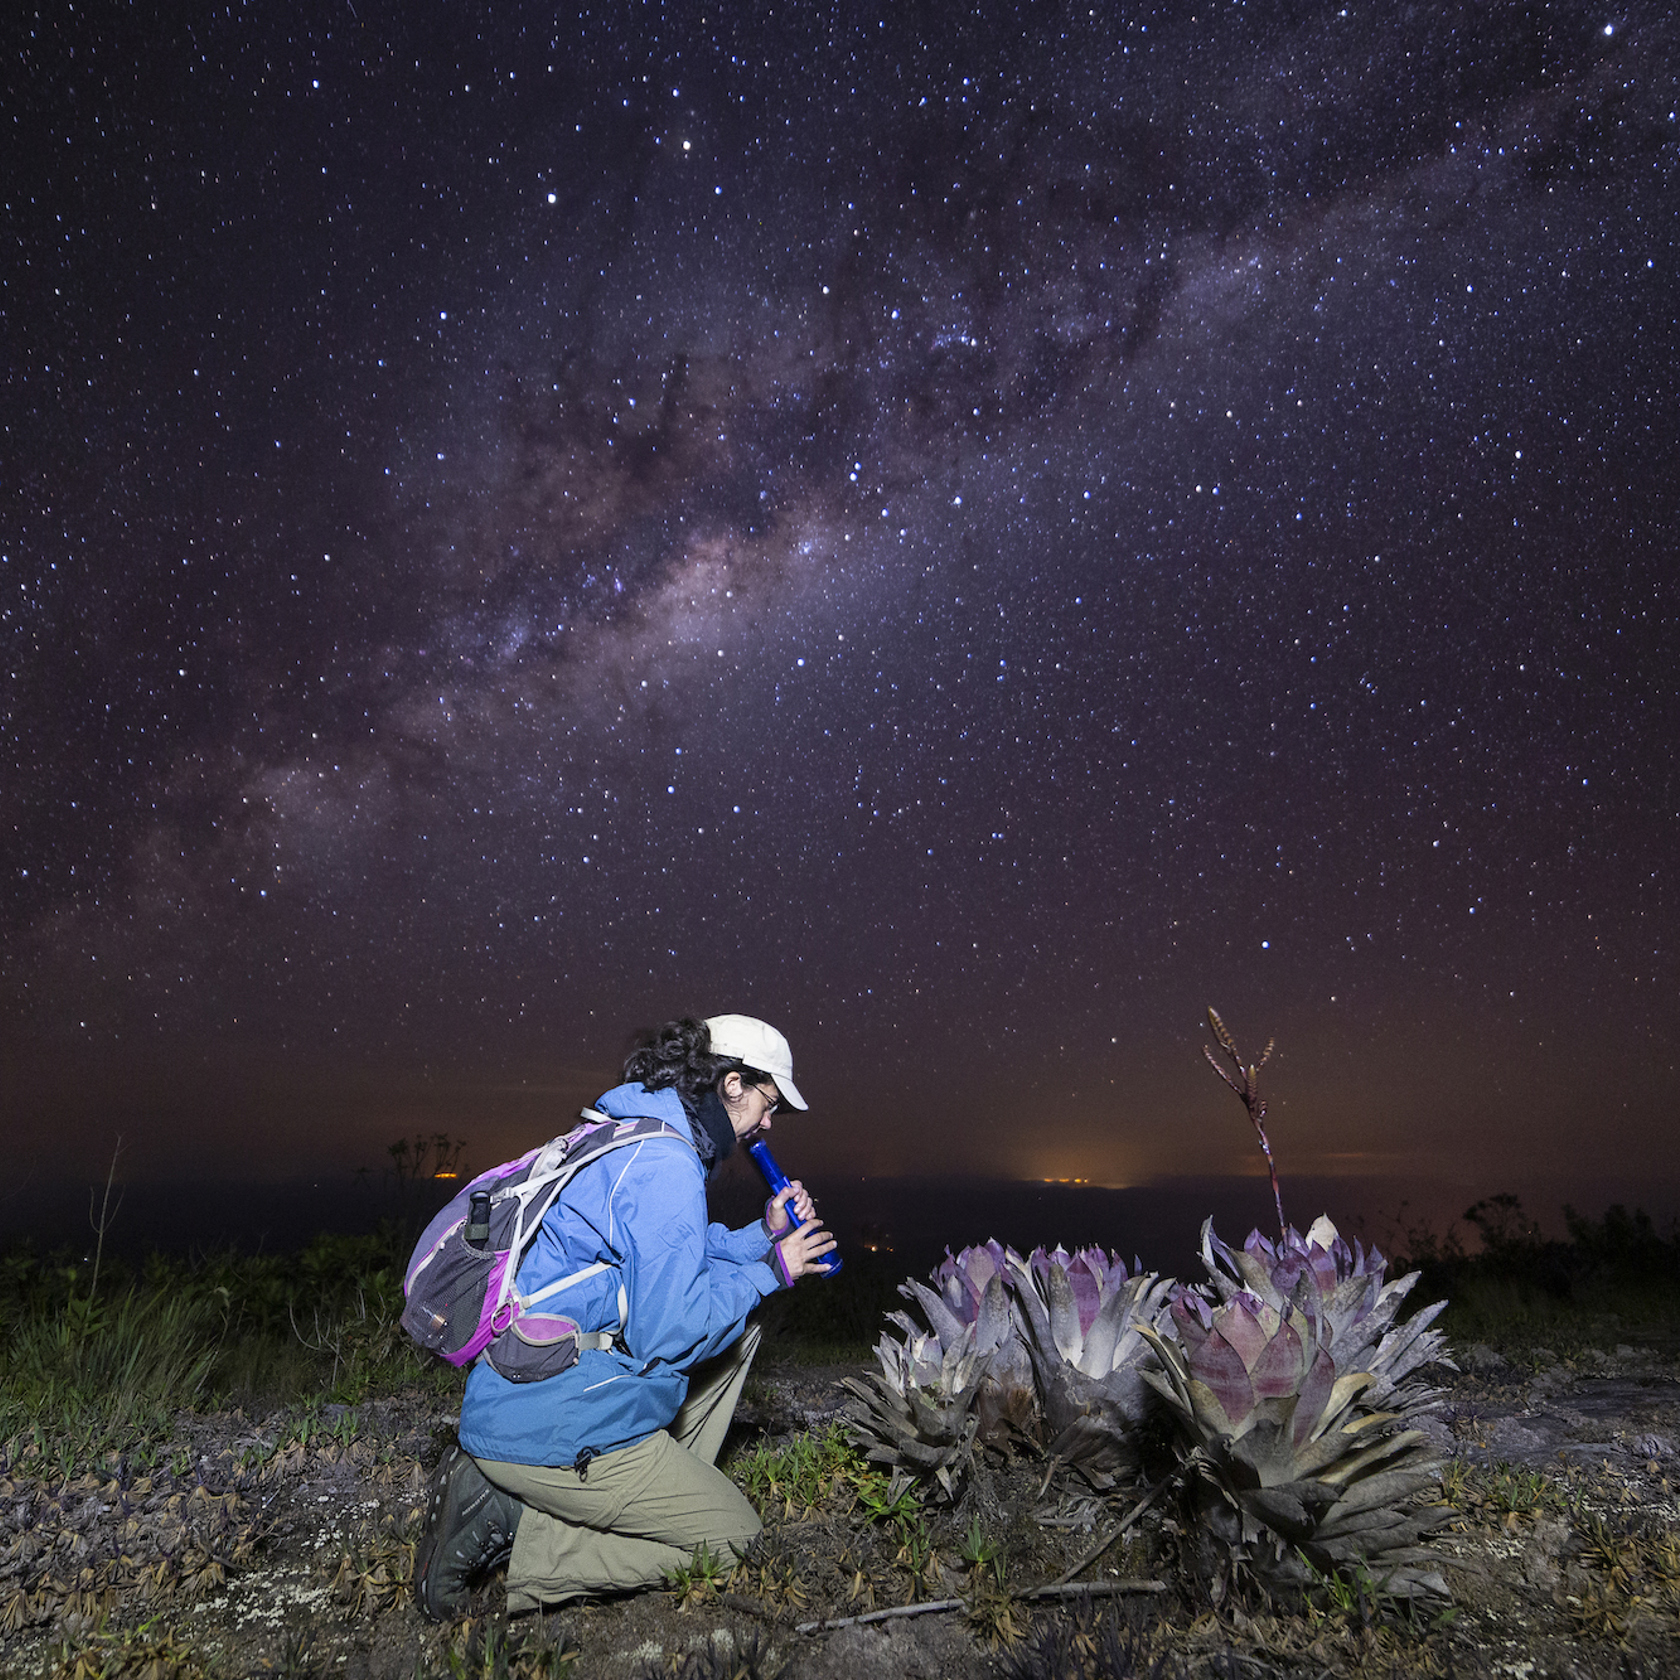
196, 1564, 333, 1630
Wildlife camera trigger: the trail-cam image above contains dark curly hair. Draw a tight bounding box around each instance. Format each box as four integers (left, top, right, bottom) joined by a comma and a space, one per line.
622, 1016, 770, 1109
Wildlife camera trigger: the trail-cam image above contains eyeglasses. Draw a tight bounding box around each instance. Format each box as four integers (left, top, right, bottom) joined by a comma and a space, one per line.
754, 1081, 785, 1115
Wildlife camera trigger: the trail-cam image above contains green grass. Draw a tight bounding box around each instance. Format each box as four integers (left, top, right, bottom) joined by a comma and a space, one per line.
47, 1612, 213, 1680
0, 1225, 457, 1478
1426, 1263, 1680, 1358
728, 1422, 931, 1548
758, 1337, 877, 1367
0, 1219, 895, 1484
1439, 1458, 1576, 1519
3, 1287, 222, 1479
730, 1421, 865, 1512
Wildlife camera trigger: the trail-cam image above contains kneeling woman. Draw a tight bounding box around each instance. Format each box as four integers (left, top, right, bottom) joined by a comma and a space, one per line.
415, 1013, 835, 1617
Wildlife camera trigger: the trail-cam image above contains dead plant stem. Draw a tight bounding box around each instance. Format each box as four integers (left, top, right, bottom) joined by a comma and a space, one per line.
796, 1579, 1167, 1635
1025, 1580, 1168, 1601
1044, 1473, 1175, 1591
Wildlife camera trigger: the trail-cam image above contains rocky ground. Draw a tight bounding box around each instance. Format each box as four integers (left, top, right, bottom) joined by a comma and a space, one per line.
3, 1341, 1679, 1679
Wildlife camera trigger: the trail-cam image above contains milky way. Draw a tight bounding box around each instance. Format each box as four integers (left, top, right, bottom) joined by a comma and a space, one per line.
5, 2, 1678, 1206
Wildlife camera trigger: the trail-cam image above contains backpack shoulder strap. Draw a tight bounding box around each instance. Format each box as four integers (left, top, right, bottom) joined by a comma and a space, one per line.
494, 1114, 694, 1320
511, 1113, 691, 1212
510, 1115, 695, 1337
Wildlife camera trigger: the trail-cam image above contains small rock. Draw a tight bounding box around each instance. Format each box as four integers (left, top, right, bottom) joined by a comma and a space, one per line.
1635, 1433, 1675, 1460
1461, 1342, 1509, 1375
1411, 1415, 1456, 1455
1615, 1343, 1637, 1359
1486, 1417, 1551, 1458
1530, 1346, 1560, 1367
1521, 1515, 1568, 1593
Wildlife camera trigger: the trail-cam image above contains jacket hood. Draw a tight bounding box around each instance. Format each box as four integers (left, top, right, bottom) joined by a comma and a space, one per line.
592, 1082, 689, 1125
593, 1081, 733, 1175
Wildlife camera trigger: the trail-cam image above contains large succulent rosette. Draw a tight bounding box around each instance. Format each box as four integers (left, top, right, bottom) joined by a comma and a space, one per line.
1005, 1245, 1174, 1489
914, 1241, 1040, 1450
841, 1303, 989, 1501
1142, 1217, 1452, 1604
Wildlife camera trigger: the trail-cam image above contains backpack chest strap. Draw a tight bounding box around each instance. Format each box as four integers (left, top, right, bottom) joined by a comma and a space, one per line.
523, 1259, 613, 1308
520, 1263, 631, 1339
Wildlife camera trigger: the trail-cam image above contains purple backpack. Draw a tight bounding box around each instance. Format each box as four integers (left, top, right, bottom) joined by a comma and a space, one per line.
401, 1110, 687, 1383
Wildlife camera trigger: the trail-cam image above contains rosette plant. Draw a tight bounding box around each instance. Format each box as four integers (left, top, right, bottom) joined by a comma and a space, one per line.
1199, 1216, 1452, 1411
1141, 1280, 1449, 1604
1134, 1008, 1455, 1605
841, 1297, 990, 1501
921, 1242, 1040, 1450
1006, 1244, 1174, 1489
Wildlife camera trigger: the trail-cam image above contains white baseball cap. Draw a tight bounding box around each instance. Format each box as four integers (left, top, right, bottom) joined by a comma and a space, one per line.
703, 1013, 809, 1111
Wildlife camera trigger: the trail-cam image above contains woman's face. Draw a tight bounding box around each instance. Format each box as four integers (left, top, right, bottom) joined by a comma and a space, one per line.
721, 1072, 782, 1141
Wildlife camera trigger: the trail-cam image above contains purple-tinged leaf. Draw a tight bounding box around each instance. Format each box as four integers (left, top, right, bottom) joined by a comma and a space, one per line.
1029, 1245, 1072, 1290
1184, 1374, 1245, 1440
1170, 1289, 1215, 1351
1045, 1260, 1083, 1363
1268, 1249, 1308, 1303
1192, 1324, 1259, 1421
1245, 1311, 1306, 1400
972, 1272, 1013, 1355
1292, 1345, 1339, 1447
1079, 1276, 1131, 1372
1214, 1295, 1272, 1374
1064, 1259, 1102, 1337
900, 1279, 967, 1351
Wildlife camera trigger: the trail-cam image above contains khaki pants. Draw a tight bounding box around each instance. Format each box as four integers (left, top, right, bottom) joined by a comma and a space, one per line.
473, 1321, 763, 1611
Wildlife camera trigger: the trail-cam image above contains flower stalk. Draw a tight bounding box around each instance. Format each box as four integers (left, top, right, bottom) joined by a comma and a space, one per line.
1204, 1006, 1284, 1238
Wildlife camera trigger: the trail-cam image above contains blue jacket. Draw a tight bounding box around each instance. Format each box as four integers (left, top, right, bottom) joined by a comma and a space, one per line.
458, 1083, 782, 1467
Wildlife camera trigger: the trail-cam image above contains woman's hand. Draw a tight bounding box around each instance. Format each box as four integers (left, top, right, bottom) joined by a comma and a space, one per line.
770, 1216, 838, 1285
764, 1180, 817, 1238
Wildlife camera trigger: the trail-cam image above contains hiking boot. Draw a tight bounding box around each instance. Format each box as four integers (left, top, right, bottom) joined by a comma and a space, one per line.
414, 1443, 523, 1621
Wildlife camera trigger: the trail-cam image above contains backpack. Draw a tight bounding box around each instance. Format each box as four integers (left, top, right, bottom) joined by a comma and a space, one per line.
400, 1110, 687, 1383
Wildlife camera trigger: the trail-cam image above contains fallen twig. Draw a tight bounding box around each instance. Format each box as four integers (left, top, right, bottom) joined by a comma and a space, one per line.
718, 1590, 777, 1621
1043, 1473, 1175, 1591
1023, 1579, 1167, 1602
797, 1598, 963, 1634
799, 1474, 1177, 1633
795, 1578, 1168, 1635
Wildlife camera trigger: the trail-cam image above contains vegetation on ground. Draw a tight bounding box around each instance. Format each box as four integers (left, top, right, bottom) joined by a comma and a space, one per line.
0, 1224, 456, 1484
3, 1209, 1679, 1677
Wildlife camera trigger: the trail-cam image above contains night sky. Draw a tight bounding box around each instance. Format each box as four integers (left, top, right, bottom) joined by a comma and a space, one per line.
5, 2, 1678, 1231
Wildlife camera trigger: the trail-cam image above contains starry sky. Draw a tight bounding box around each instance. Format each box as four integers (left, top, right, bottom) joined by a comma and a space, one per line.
5, 1, 1678, 1232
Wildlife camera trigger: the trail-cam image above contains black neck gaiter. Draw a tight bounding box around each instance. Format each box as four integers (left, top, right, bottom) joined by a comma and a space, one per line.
689, 1089, 737, 1176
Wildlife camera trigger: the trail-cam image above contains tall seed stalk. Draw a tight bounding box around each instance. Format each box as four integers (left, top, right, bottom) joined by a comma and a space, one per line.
1203, 1007, 1284, 1238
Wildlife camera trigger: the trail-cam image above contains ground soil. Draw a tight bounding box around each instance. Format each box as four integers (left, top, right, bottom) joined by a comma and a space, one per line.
3, 1340, 1679, 1679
